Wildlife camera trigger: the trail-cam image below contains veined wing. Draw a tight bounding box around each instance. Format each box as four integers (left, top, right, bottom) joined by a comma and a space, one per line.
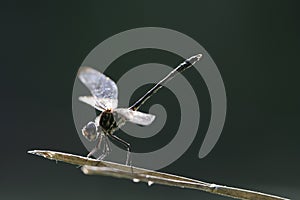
114, 108, 155, 126
79, 96, 118, 111
78, 66, 118, 109
79, 96, 104, 111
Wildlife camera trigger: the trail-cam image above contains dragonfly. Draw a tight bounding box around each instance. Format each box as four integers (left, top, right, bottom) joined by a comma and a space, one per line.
78, 54, 202, 165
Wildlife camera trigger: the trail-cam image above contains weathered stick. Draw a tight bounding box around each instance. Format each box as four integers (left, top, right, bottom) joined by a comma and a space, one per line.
28, 150, 289, 200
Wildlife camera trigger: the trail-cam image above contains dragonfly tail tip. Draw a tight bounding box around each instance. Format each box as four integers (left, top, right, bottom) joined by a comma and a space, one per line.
196, 53, 203, 60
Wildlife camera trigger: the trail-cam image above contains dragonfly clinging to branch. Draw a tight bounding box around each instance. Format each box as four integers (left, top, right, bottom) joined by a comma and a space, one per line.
78, 54, 202, 165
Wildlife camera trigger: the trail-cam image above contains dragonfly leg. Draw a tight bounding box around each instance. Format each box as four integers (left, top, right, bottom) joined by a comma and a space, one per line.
108, 134, 132, 166
97, 136, 111, 160
87, 133, 103, 158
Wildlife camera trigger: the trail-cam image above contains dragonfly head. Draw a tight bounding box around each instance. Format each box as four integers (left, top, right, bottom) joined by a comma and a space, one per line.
82, 121, 99, 141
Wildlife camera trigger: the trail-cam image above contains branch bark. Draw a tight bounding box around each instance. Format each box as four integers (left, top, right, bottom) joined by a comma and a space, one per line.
28, 150, 289, 200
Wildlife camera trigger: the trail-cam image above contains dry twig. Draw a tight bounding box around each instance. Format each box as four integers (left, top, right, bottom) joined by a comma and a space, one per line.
28, 150, 289, 200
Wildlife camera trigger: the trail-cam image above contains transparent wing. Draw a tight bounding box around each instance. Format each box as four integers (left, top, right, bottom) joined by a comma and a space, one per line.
78, 66, 118, 109
79, 96, 118, 111
114, 108, 156, 126
79, 96, 104, 111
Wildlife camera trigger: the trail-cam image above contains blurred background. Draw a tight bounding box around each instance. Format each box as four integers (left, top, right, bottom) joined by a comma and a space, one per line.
1, 1, 299, 199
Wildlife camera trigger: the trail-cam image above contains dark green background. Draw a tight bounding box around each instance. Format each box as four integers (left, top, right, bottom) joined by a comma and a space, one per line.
1, 1, 299, 199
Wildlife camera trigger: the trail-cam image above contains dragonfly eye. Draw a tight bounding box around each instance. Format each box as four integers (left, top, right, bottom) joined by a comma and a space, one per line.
82, 122, 99, 141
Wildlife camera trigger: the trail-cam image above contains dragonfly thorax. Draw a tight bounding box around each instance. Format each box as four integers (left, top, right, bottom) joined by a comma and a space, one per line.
99, 109, 118, 134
